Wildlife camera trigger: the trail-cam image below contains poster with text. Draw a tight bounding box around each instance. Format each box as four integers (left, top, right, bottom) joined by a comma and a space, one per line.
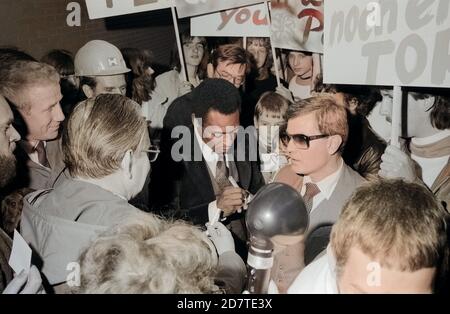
270, 0, 324, 53
191, 3, 269, 37
176, 0, 264, 18
324, 0, 450, 87
85, 0, 171, 19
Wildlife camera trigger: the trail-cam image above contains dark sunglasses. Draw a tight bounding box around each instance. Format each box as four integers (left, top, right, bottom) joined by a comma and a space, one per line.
280, 133, 330, 149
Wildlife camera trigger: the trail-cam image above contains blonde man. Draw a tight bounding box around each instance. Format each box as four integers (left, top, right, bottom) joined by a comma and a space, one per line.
1, 61, 65, 190
271, 96, 365, 292
20, 94, 150, 291
288, 179, 449, 294
76, 211, 246, 294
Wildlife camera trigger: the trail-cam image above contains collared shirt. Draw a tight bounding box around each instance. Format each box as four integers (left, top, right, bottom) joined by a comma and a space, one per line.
20, 140, 49, 169
193, 117, 232, 177
193, 117, 230, 224
300, 158, 344, 213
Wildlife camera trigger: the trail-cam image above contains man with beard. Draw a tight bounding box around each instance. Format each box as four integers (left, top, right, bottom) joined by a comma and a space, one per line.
0, 95, 43, 294
0, 96, 20, 190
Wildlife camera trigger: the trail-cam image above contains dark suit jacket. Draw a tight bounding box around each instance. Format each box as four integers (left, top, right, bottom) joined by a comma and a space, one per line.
154, 124, 265, 225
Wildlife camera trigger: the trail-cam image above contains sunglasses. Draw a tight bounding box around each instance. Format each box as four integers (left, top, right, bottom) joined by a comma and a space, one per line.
280, 133, 330, 150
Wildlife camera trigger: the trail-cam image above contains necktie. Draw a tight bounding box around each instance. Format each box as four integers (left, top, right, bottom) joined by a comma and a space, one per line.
216, 157, 232, 193
303, 182, 320, 213
35, 141, 50, 168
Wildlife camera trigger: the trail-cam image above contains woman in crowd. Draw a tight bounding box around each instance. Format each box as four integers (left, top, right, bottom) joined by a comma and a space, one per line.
146, 31, 209, 129
286, 50, 315, 101
76, 211, 247, 294
241, 37, 278, 127
121, 48, 156, 122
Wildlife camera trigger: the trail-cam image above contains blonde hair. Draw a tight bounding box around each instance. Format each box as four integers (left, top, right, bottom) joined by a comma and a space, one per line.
1, 61, 60, 109
331, 179, 448, 276
286, 96, 348, 153
62, 94, 147, 179
77, 212, 219, 294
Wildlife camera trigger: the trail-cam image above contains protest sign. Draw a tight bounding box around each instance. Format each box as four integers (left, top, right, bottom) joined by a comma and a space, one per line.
324, 0, 450, 87
270, 0, 324, 53
191, 3, 269, 37
85, 0, 171, 19
176, 0, 263, 18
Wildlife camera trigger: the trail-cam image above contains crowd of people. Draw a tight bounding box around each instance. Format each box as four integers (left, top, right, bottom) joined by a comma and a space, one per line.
0, 33, 449, 294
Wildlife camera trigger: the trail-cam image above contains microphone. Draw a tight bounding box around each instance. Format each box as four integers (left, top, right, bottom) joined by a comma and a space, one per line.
245, 183, 308, 293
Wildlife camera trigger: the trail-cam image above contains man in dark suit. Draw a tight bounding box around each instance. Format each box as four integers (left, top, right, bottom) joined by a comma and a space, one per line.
155, 79, 265, 257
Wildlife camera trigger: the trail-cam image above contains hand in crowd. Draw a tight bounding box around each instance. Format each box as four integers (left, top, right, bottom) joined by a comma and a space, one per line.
379, 144, 418, 182
217, 187, 247, 217
2, 266, 45, 294
275, 85, 294, 103
179, 80, 193, 96
205, 222, 235, 256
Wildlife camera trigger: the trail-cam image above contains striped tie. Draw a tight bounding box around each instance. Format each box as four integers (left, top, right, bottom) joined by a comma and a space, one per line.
216, 157, 232, 193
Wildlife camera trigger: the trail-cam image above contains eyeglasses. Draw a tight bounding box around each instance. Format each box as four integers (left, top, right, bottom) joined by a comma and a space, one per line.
280, 133, 330, 150
205, 127, 240, 139
215, 70, 245, 86
142, 146, 160, 162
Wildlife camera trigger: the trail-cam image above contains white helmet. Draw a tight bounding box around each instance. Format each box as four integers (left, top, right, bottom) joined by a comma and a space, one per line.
74, 40, 130, 76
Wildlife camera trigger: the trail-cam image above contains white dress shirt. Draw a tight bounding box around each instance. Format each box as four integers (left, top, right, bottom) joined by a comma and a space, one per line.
25, 140, 49, 169
193, 118, 231, 224
300, 158, 344, 212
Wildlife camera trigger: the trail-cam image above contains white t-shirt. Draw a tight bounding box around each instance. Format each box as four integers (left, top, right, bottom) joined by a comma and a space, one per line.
289, 77, 311, 101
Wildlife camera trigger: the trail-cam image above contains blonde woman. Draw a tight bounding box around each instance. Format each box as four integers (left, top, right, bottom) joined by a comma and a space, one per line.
76, 211, 247, 294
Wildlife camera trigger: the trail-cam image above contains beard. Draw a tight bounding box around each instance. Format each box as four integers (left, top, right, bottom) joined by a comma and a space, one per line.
0, 154, 17, 188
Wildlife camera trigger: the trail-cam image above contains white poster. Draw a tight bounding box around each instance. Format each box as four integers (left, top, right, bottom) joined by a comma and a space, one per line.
324, 0, 450, 87
85, 0, 171, 19
270, 0, 324, 53
175, 0, 264, 18
191, 3, 270, 37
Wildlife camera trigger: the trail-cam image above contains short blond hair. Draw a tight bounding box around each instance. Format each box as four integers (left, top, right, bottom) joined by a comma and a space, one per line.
62, 94, 147, 179
331, 179, 448, 276
1, 61, 60, 109
77, 212, 219, 294
286, 96, 348, 153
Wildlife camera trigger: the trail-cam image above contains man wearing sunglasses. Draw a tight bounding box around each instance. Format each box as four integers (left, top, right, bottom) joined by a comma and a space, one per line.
270, 96, 365, 293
